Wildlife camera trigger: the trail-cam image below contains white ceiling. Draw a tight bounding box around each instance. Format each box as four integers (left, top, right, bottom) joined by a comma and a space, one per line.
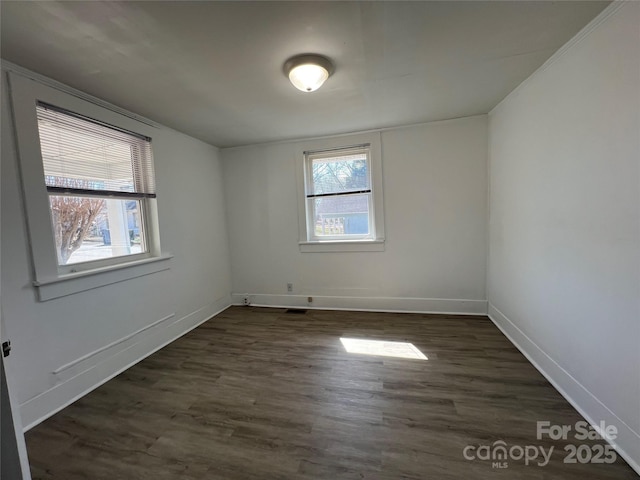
1, 1, 608, 148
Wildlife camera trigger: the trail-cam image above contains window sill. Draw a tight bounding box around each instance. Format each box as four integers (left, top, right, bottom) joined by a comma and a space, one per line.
299, 240, 385, 253
33, 254, 173, 301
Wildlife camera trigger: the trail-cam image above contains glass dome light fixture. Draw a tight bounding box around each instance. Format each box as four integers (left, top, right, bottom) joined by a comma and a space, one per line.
284, 54, 334, 93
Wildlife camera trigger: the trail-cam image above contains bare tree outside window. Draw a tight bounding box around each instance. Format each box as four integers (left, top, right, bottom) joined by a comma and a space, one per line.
311, 156, 368, 194
49, 195, 105, 264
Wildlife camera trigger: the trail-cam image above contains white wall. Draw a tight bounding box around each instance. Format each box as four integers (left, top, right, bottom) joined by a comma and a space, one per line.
1, 69, 232, 429
222, 116, 488, 314
488, 2, 640, 471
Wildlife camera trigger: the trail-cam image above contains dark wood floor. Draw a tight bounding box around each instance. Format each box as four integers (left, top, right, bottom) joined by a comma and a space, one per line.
26, 306, 636, 479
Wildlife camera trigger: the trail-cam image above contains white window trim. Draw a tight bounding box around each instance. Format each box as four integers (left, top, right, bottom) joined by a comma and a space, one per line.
8, 72, 169, 300
296, 132, 385, 252
304, 144, 375, 243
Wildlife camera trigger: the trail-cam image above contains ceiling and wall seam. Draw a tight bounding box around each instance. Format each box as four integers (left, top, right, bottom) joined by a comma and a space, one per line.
489, 1, 624, 118
220, 114, 489, 152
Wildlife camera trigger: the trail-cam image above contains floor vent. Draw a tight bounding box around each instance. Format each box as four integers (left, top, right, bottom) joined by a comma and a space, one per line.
285, 308, 308, 314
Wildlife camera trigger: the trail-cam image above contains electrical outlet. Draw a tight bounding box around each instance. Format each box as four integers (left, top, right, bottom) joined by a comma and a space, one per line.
287, 283, 293, 292
242, 295, 250, 306
307, 297, 313, 303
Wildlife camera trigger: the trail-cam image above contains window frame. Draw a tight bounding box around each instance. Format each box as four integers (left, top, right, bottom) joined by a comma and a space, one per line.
304, 144, 375, 242
296, 132, 385, 253
8, 72, 170, 300
37, 101, 157, 273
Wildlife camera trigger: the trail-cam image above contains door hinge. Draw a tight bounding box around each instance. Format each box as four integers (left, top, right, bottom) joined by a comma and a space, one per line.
2, 341, 11, 357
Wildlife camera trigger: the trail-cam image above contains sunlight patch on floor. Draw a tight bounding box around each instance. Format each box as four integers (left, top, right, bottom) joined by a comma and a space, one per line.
340, 338, 427, 360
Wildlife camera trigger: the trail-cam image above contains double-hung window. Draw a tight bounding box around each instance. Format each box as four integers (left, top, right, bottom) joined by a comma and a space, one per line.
304, 145, 374, 241
297, 132, 385, 252
36, 103, 156, 269
9, 72, 168, 300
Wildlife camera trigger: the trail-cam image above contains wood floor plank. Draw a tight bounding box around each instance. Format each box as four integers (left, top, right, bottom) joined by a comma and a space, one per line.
25, 306, 637, 479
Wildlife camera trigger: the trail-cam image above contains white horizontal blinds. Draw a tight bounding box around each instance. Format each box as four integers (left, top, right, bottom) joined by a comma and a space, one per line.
306, 145, 371, 198
36, 102, 156, 197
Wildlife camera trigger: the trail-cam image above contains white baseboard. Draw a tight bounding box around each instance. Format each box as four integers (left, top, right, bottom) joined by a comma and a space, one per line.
488, 303, 640, 476
21, 295, 232, 431
231, 293, 487, 315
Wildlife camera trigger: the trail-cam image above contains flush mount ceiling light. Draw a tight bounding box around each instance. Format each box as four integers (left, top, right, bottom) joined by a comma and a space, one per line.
284, 54, 334, 93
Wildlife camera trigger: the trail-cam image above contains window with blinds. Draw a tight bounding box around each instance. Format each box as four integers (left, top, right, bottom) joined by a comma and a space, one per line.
304, 144, 374, 241
36, 102, 157, 266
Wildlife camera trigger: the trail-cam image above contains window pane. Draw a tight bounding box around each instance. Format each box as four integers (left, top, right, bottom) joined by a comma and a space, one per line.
37, 103, 156, 194
312, 194, 370, 236
311, 153, 369, 195
49, 195, 146, 265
